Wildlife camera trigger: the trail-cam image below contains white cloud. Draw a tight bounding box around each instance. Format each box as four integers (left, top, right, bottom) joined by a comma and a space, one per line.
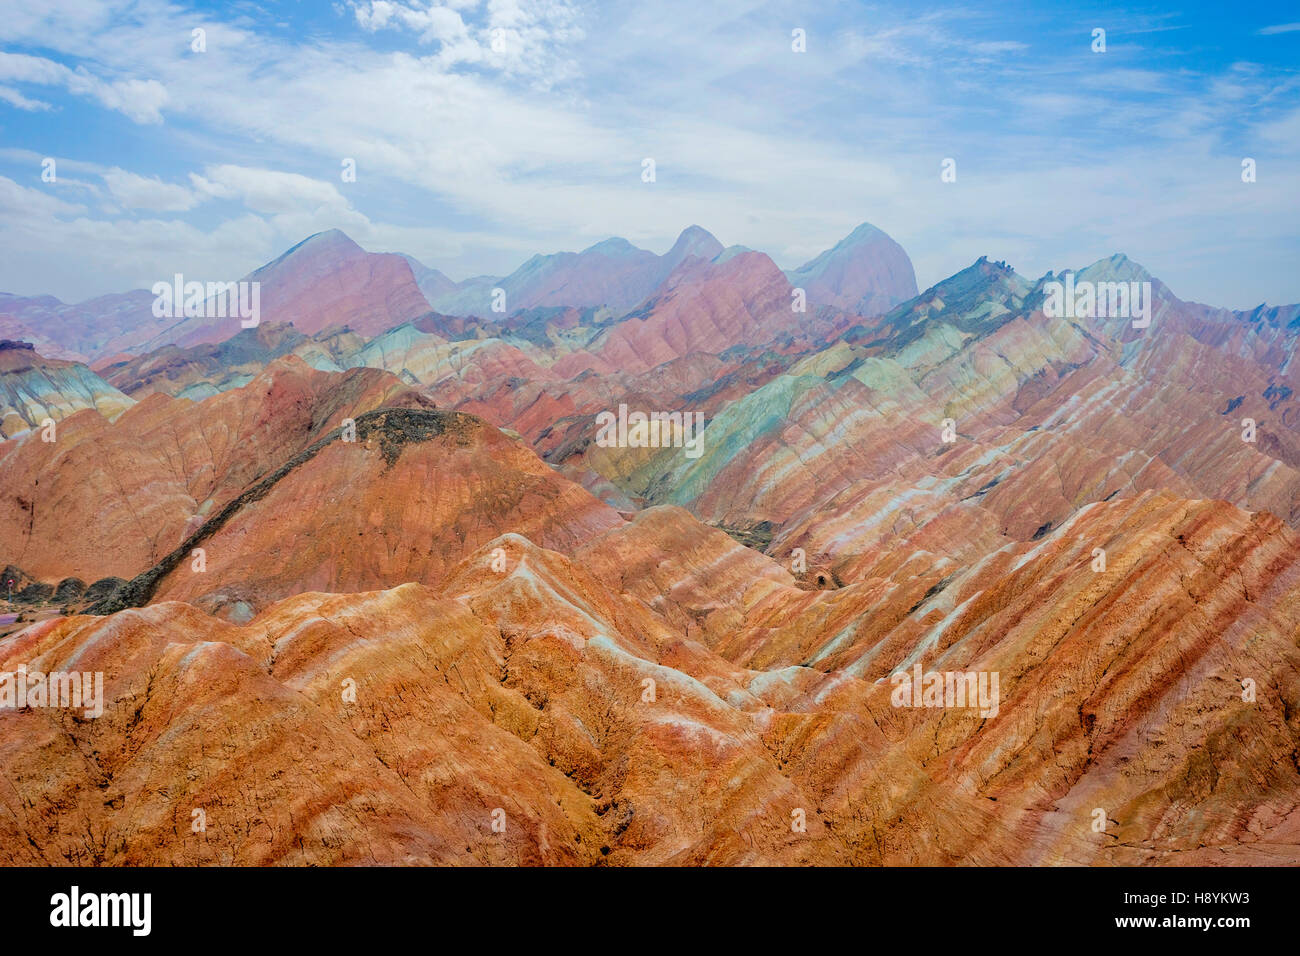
350, 0, 583, 86
0, 0, 1296, 309
0, 52, 167, 123
189, 165, 352, 216
0, 209, 280, 298
102, 168, 198, 211
0, 174, 87, 219
355, 1, 473, 44
86, 76, 167, 124
0, 85, 51, 111
1078, 68, 1177, 94
970, 40, 1028, 56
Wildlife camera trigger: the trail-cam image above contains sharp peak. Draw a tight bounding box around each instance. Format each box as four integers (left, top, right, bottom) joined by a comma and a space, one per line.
788, 220, 901, 276
905, 256, 1023, 301
815, 222, 890, 254
671, 223, 721, 243
1085, 252, 1149, 273
675, 224, 718, 239
666, 224, 724, 260
582, 236, 639, 253
712, 244, 752, 264
260, 230, 363, 272
962, 255, 1018, 276
1047, 253, 1155, 282
709, 246, 784, 274
297, 228, 358, 249
842, 222, 886, 241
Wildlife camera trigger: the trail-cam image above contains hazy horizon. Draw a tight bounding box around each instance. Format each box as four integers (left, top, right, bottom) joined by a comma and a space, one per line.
1, 0, 1298, 309
1, 222, 1280, 318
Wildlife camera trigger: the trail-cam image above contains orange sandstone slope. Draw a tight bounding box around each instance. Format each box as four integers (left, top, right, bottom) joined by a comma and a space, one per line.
0, 356, 420, 584
132, 406, 622, 618
1, 490, 1297, 865
0, 357, 622, 619
2, 242, 1299, 866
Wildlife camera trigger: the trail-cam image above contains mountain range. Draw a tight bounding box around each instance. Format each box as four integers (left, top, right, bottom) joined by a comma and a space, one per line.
0, 223, 919, 365
1, 221, 1297, 866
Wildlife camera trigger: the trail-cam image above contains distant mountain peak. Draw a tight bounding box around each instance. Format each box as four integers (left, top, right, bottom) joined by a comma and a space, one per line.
666, 225, 724, 264
294, 228, 358, 252
254, 229, 363, 279
713, 244, 752, 264
583, 237, 641, 257
785, 221, 917, 315
941, 256, 1026, 292
841, 222, 886, 244
1068, 254, 1156, 289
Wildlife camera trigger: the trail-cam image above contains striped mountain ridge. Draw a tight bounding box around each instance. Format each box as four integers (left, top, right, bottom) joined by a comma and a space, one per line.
0, 339, 133, 439
1, 230, 1297, 867
1, 490, 1296, 864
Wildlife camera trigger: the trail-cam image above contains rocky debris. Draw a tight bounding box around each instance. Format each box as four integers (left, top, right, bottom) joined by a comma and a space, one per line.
1, 565, 34, 590
714, 521, 776, 552
82, 577, 128, 605
0, 565, 53, 604
355, 406, 477, 467
53, 578, 86, 603
14, 580, 53, 603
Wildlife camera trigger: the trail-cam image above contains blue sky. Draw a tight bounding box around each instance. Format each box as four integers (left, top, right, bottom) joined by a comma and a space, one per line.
1, 0, 1297, 309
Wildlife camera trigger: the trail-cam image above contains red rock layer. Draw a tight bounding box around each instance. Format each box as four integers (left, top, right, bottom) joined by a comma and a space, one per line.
0, 492, 1296, 865
0, 357, 417, 582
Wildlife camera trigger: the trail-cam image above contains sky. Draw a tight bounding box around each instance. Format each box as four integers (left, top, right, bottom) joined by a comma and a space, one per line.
0, 0, 1297, 310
